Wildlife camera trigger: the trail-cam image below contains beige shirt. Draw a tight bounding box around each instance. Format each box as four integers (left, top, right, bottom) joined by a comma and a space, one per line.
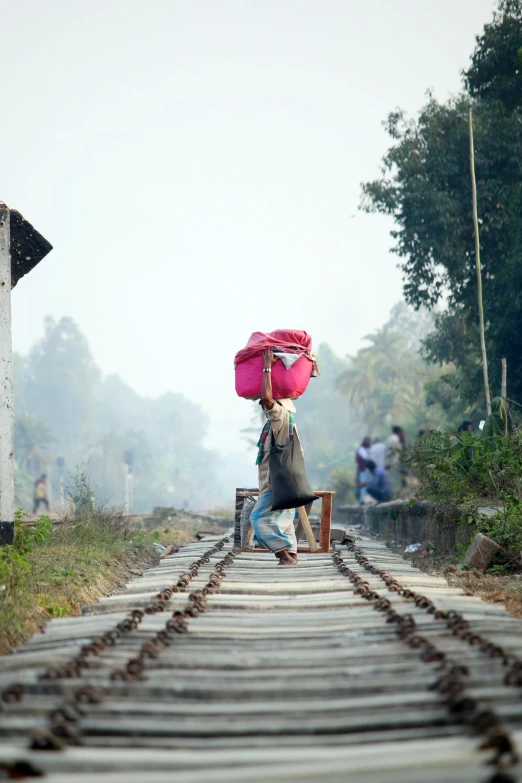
385, 433, 401, 466
258, 402, 298, 495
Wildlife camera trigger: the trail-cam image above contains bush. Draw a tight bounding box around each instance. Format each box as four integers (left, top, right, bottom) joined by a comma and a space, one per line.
412, 430, 522, 502
411, 430, 522, 565
326, 466, 356, 506
0, 511, 53, 595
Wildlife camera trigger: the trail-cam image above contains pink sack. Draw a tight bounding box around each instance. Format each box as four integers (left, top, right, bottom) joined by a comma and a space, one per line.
234, 329, 312, 366
234, 329, 313, 399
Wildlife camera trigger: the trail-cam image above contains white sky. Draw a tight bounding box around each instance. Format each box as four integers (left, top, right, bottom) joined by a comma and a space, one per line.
3, 0, 495, 463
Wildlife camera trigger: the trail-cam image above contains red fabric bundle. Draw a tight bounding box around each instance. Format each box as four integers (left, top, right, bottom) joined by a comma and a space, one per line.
234, 329, 313, 399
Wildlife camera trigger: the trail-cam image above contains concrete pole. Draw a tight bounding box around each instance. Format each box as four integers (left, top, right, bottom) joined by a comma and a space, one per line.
0, 206, 14, 544
57, 457, 65, 512
128, 471, 134, 514
124, 463, 130, 514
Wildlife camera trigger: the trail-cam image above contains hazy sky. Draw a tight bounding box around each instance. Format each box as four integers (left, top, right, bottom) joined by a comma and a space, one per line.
3, 0, 496, 471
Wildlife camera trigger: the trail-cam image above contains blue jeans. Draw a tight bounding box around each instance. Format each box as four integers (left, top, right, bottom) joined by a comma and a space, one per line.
359, 469, 371, 505
250, 491, 297, 554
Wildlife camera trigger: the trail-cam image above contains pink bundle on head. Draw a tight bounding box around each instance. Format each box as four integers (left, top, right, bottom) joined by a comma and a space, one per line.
234, 329, 314, 399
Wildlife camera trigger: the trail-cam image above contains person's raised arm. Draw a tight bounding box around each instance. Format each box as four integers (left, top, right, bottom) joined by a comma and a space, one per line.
260, 349, 276, 410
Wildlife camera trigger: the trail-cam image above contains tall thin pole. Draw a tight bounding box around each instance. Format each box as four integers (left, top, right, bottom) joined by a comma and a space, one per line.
501, 358, 507, 400
124, 462, 130, 514
0, 206, 15, 543
469, 108, 491, 416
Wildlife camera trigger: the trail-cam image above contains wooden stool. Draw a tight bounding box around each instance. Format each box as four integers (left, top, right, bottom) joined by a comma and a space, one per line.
234, 489, 334, 553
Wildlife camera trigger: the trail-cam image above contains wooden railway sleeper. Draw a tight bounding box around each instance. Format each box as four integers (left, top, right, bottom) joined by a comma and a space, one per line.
332, 546, 519, 775
24, 537, 230, 752
345, 541, 521, 677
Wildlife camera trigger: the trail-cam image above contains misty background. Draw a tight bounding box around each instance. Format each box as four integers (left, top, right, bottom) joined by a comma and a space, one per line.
2, 0, 496, 510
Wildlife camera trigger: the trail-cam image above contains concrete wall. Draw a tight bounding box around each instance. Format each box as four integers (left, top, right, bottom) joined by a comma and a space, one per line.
340, 500, 473, 555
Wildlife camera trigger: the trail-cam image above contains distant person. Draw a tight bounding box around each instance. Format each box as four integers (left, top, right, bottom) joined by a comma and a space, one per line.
385, 426, 405, 495
458, 421, 473, 434
355, 437, 371, 502
361, 460, 391, 504
417, 429, 426, 438
385, 426, 403, 467
369, 437, 386, 469
33, 474, 49, 514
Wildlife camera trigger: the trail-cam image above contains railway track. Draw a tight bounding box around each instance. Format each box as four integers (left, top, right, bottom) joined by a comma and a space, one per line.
0, 531, 521, 781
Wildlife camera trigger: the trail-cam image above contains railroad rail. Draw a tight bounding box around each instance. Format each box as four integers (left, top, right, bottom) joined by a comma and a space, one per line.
0, 532, 522, 781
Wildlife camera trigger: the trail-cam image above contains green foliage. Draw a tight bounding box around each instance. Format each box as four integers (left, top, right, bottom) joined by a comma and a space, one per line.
1, 467, 227, 654
44, 603, 70, 618
422, 312, 484, 425
361, 0, 522, 408
336, 302, 452, 436
1, 485, 141, 652
0, 512, 53, 597
412, 429, 522, 563
297, 343, 357, 487
488, 564, 509, 575
13, 317, 221, 511
464, 0, 522, 110
19, 316, 101, 453
412, 430, 522, 501
325, 467, 355, 506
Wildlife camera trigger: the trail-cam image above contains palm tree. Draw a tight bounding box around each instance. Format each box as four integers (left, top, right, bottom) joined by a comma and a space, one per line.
14, 413, 57, 475
336, 321, 449, 434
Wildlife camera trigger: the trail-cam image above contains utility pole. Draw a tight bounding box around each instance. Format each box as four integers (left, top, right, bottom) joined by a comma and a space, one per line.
0, 204, 52, 544
123, 450, 134, 515
57, 457, 65, 512
469, 109, 491, 417
0, 206, 14, 544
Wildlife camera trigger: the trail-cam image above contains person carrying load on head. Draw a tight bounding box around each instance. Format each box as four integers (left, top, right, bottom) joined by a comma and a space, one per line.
250, 349, 311, 567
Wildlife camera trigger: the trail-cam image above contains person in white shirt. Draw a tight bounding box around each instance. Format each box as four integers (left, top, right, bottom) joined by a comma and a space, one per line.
385, 426, 403, 466
368, 437, 386, 469
355, 436, 371, 503
385, 426, 405, 494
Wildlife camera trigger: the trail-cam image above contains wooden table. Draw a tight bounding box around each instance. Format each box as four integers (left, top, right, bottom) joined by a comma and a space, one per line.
234, 488, 334, 553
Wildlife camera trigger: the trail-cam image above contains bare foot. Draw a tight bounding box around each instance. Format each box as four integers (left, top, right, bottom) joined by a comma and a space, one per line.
277, 550, 298, 567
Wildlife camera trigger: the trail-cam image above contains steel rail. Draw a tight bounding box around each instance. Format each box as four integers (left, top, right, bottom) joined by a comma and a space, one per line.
333, 542, 519, 782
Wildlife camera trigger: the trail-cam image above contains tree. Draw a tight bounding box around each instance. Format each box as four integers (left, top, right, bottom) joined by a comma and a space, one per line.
296, 343, 358, 487
361, 1, 522, 406
336, 306, 449, 436
464, 0, 522, 110
14, 413, 56, 475
14, 319, 223, 512
22, 317, 101, 457
94, 376, 221, 510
